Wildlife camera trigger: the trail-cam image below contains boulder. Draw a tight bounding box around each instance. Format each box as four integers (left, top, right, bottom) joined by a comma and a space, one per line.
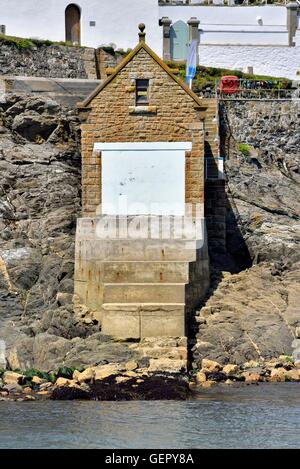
55, 377, 72, 387
223, 364, 239, 377
31, 376, 45, 385
24, 395, 36, 401
75, 368, 95, 384
269, 368, 287, 382
195, 371, 206, 384
125, 360, 138, 371
94, 364, 121, 381
201, 359, 222, 372
148, 358, 187, 373
12, 111, 58, 142
4, 383, 23, 393
39, 382, 54, 391
201, 381, 216, 388
243, 360, 260, 369
242, 372, 261, 383
285, 369, 300, 381
23, 387, 32, 393
3, 371, 24, 386
205, 371, 226, 382
115, 376, 131, 384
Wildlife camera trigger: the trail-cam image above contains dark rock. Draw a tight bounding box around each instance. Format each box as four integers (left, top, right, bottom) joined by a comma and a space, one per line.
12, 111, 58, 142
138, 357, 150, 368
51, 387, 91, 401
51, 375, 190, 401
205, 371, 227, 382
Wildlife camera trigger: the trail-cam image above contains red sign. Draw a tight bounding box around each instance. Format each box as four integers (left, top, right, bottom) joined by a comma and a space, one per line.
220, 76, 239, 94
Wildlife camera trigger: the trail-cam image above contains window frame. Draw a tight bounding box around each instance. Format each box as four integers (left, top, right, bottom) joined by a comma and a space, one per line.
135, 79, 150, 106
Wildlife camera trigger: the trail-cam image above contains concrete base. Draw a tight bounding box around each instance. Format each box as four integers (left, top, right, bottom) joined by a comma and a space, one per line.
0, 76, 101, 107
74, 216, 210, 340
101, 303, 185, 339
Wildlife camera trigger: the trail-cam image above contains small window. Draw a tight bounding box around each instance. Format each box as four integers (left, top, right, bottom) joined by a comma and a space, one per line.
136, 79, 149, 106
89, 21, 96, 27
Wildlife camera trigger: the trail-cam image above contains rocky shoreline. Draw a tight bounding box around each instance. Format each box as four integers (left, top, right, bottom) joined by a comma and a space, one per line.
0, 355, 299, 402
191, 357, 300, 389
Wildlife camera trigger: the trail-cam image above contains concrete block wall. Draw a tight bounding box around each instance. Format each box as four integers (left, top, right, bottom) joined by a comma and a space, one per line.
75, 216, 210, 339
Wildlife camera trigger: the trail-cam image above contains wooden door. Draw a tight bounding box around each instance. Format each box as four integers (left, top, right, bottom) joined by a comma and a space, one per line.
170, 21, 189, 61
65, 4, 81, 45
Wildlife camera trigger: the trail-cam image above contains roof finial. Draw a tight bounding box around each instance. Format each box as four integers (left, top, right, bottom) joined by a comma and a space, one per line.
138, 23, 146, 42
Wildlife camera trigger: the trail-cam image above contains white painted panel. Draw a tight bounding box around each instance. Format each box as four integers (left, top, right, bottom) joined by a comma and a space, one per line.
102, 150, 186, 216
95, 142, 192, 151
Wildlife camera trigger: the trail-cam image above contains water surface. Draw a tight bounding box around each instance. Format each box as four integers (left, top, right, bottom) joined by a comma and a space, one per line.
0, 383, 299, 449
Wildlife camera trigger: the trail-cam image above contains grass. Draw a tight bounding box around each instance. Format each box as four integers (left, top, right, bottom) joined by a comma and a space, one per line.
238, 143, 252, 156
0, 34, 77, 49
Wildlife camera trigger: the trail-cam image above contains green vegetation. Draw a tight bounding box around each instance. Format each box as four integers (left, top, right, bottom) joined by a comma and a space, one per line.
0, 366, 87, 388
0, 34, 76, 50
280, 355, 294, 363
101, 45, 132, 57
237, 143, 252, 156
166, 61, 291, 94
23, 368, 56, 383
57, 366, 85, 379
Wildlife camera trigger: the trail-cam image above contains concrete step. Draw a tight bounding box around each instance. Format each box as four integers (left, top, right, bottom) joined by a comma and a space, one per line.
103, 283, 186, 304
100, 261, 189, 284
76, 216, 204, 241
76, 239, 197, 262
101, 303, 185, 339
75, 260, 189, 284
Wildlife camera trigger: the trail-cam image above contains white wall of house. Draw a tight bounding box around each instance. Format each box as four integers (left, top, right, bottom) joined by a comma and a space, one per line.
0, 2, 292, 49
199, 41, 300, 79
160, 5, 290, 45
0, 1, 299, 79
0, 0, 161, 52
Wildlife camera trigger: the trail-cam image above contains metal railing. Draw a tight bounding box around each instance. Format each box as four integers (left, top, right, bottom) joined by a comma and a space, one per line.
216, 79, 300, 101
159, 0, 288, 6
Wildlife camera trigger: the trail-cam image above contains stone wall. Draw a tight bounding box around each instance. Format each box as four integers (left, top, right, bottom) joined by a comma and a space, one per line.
0, 43, 98, 79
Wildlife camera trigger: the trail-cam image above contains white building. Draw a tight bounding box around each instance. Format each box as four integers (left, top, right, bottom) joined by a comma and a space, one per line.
0, 0, 300, 79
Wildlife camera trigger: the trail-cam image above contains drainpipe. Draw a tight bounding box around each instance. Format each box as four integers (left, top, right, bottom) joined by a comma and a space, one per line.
287, 2, 299, 47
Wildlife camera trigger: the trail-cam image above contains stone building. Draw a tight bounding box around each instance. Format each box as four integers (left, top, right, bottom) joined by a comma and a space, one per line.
75, 25, 212, 341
